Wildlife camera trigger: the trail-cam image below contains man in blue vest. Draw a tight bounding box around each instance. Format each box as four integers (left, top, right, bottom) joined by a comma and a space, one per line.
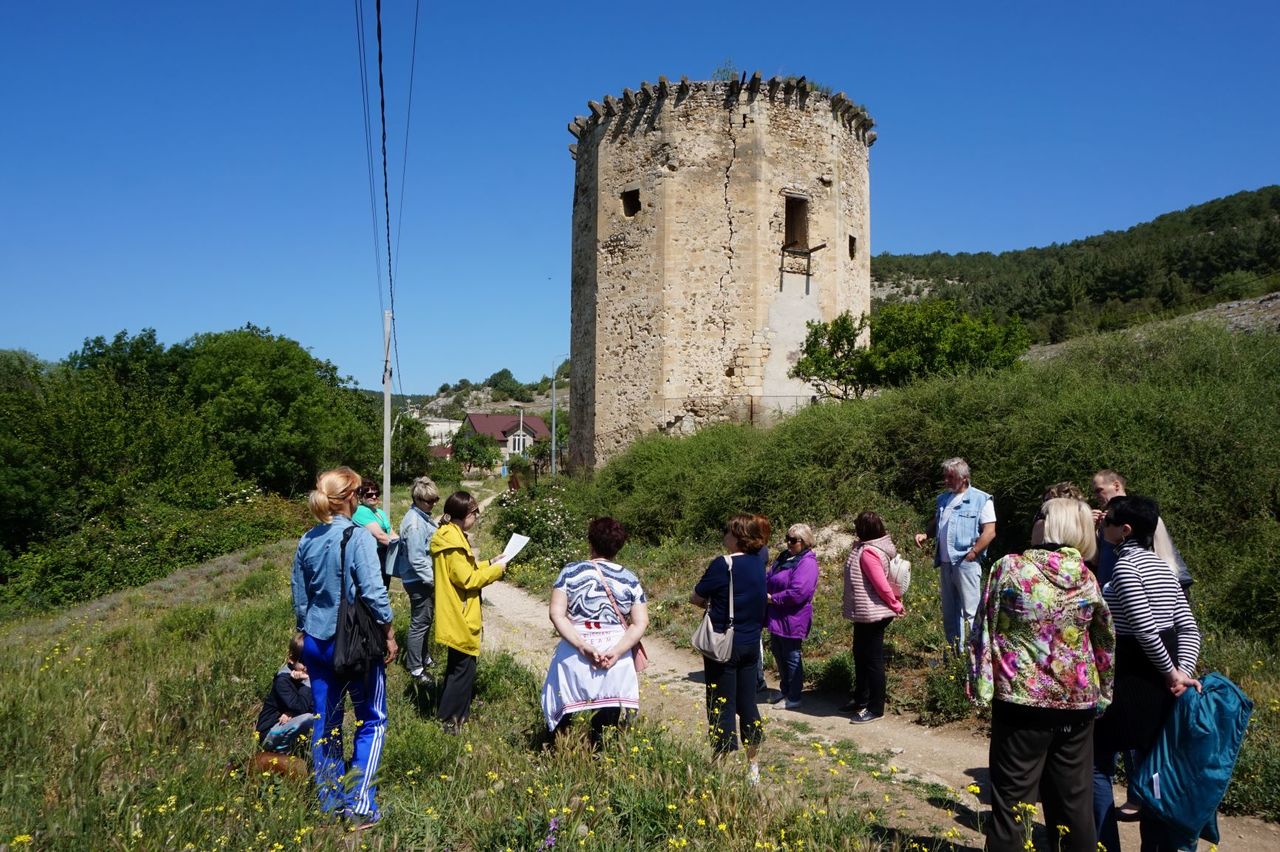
914, 457, 997, 652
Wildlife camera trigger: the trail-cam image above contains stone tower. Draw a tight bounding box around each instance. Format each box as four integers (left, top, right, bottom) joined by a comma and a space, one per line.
568, 73, 876, 469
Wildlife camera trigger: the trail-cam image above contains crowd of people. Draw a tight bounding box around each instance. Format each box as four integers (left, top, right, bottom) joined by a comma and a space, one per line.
277, 459, 1201, 849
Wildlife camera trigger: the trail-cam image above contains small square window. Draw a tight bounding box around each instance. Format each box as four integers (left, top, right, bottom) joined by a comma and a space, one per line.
621, 189, 641, 217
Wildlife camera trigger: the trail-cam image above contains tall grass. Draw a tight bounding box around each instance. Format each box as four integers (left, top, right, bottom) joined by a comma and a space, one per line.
0, 541, 901, 849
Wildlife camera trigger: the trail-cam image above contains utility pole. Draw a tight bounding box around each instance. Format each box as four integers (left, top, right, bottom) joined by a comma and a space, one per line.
381, 310, 392, 502
551, 353, 568, 476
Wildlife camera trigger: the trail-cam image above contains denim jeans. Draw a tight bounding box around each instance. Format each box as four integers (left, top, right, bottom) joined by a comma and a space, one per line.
940, 559, 982, 651
770, 635, 804, 702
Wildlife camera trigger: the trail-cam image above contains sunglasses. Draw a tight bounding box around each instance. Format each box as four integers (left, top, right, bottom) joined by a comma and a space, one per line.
785, 536, 802, 545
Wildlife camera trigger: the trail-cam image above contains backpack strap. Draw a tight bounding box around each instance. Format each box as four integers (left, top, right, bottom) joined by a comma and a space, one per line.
339, 525, 357, 602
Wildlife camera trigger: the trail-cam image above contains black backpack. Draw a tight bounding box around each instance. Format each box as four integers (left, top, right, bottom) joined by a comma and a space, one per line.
332, 526, 388, 679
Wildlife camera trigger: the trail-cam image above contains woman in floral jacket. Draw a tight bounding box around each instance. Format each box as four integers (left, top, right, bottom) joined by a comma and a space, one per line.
970, 498, 1115, 852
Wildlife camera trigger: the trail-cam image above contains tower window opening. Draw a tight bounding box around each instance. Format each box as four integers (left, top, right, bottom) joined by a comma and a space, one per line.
621, 189, 641, 217
784, 196, 809, 249
848, 235, 857, 258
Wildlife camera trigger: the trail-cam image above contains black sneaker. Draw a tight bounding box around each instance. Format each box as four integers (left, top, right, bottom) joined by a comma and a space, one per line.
850, 709, 882, 724
839, 700, 864, 713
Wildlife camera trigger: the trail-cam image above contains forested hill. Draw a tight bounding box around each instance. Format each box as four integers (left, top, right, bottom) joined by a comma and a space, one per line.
872, 185, 1280, 342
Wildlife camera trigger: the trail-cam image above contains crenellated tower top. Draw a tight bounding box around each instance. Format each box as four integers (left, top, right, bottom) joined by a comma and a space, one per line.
566, 72, 876, 160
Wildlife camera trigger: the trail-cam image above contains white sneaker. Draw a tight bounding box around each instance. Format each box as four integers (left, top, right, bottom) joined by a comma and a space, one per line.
408, 667, 424, 678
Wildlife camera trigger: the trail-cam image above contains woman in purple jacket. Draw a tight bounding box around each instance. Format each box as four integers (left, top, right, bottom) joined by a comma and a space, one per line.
765, 524, 820, 709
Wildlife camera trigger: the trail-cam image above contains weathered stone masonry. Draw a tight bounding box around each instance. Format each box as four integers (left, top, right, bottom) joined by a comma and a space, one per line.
569, 74, 876, 469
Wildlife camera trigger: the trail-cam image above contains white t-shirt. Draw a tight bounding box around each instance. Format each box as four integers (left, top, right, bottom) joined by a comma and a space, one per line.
937, 489, 996, 556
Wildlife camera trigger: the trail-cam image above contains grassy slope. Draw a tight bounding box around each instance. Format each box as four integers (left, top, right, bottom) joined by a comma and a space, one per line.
0, 521, 931, 850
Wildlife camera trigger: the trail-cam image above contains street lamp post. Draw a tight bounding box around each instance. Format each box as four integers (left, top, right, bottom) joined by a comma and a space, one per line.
550, 353, 568, 476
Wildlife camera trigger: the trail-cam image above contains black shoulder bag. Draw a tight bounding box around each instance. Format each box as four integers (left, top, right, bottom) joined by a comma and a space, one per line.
333, 525, 388, 679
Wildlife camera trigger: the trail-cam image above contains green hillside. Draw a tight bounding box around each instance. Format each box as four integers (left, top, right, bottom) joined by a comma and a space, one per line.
495, 321, 1280, 818
873, 186, 1280, 341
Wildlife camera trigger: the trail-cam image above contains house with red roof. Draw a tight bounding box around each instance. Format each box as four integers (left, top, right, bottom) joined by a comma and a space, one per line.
460, 412, 550, 463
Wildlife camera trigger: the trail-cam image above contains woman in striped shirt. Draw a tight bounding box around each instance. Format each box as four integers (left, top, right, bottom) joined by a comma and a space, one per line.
1094, 495, 1201, 852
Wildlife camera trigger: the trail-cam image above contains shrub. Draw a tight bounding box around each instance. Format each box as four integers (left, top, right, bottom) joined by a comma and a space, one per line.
919, 655, 973, 726
1, 494, 308, 614
490, 482, 588, 588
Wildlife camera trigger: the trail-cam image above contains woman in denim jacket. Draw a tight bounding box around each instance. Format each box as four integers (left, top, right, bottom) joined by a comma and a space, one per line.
291, 467, 397, 830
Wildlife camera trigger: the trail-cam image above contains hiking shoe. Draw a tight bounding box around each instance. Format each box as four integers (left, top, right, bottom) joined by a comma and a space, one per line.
344, 810, 382, 831
850, 709, 882, 724
783, 699, 802, 710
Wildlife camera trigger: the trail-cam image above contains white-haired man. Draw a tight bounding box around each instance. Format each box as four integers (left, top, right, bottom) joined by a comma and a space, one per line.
914, 457, 997, 651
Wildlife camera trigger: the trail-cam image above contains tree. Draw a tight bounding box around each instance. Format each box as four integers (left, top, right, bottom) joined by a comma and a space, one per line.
176, 326, 379, 493
790, 301, 1031, 400
789, 312, 879, 399
390, 413, 434, 484
451, 430, 501, 473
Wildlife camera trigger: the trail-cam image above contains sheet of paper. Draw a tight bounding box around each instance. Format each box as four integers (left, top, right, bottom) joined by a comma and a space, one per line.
501, 533, 530, 563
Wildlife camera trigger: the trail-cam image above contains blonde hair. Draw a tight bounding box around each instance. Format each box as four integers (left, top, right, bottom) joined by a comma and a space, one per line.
786, 523, 815, 548
411, 476, 440, 505
1041, 498, 1097, 562
307, 466, 361, 524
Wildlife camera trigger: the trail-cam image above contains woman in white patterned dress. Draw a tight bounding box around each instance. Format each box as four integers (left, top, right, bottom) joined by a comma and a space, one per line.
541, 517, 649, 745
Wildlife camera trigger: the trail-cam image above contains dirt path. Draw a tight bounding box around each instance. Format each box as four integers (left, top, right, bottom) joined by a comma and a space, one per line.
478, 578, 1278, 851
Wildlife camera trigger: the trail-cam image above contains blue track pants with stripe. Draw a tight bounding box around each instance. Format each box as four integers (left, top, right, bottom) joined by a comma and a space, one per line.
301, 634, 388, 819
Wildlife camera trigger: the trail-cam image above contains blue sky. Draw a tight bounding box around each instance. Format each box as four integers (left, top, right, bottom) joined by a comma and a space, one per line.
2, 1, 1276, 394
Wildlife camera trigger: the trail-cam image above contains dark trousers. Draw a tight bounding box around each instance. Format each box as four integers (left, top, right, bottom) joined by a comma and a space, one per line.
703, 644, 764, 755
852, 617, 892, 716
436, 648, 477, 724
770, 635, 804, 702
988, 702, 1096, 852
555, 706, 622, 748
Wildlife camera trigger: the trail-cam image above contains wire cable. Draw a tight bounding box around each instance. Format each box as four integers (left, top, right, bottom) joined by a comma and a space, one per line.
393, 0, 421, 283
353, 0, 385, 318
374, 0, 405, 397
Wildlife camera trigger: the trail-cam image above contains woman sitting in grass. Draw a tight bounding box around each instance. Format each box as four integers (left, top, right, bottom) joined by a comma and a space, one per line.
541, 517, 649, 746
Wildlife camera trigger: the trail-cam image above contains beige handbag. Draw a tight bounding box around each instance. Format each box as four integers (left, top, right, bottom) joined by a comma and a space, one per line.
690, 555, 735, 662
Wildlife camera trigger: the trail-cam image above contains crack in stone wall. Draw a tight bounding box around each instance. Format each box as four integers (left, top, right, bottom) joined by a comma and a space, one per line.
717, 118, 738, 348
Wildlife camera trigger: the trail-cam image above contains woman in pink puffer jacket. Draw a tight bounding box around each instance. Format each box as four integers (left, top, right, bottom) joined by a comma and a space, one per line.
841, 510, 904, 724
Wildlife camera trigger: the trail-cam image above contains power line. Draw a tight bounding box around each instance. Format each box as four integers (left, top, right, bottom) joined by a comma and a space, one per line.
393, 0, 421, 283
353, 0, 385, 318
374, 0, 405, 397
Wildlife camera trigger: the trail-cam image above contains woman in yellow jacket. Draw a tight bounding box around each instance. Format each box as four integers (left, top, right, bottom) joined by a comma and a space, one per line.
430, 491, 508, 731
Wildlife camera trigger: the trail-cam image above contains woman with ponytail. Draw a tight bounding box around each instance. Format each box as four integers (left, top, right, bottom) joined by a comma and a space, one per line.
291, 467, 397, 829
430, 491, 509, 732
